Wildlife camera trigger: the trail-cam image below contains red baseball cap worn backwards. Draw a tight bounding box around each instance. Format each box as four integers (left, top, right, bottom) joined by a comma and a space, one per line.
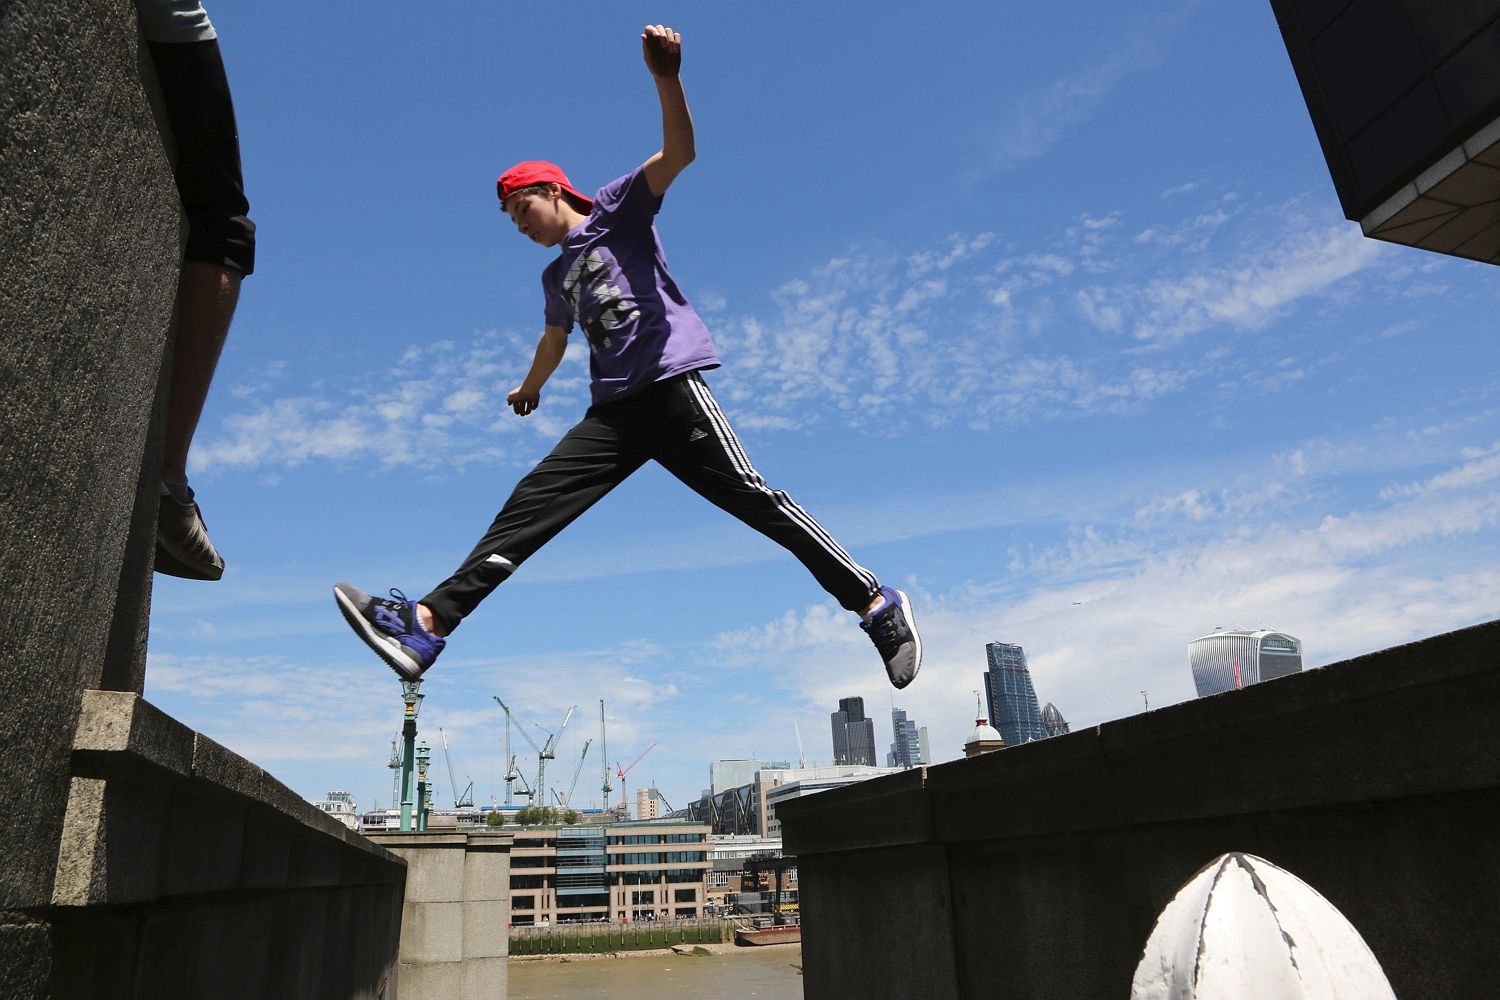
497, 161, 593, 209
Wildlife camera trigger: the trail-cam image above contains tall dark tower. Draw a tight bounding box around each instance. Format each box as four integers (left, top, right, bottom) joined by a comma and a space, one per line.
830, 696, 877, 766
983, 642, 1047, 748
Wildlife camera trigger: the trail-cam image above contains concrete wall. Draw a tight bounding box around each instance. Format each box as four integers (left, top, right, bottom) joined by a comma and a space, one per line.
779, 619, 1500, 1000
44, 692, 405, 1000
0, 5, 412, 997
367, 831, 512, 1000
1, 0, 182, 918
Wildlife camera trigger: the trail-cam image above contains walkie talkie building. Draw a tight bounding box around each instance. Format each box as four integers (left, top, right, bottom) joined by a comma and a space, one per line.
1189, 629, 1304, 697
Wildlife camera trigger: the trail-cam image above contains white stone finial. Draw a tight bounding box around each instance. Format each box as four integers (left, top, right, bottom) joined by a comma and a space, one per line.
1131, 852, 1396, 1000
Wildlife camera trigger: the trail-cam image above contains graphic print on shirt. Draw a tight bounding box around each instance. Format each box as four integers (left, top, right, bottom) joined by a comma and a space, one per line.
561, 248, 638, 353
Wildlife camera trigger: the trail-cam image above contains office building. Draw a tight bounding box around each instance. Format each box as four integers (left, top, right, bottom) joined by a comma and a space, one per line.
831, 696, 877, 766
761, 765, 903, 837
636, 784, 667, 821
1189, 629, 1304, 697
984, 642, 1048, 747
710, 759, 787, 795
508, 819, 711, 926
1270, 1, 1500, 265
1041, 703, 1071, 738
688, 763, 901, 837
889, 707, 927, 768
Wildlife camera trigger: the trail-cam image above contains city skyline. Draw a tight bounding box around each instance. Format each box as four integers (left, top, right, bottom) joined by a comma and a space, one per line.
141, 4, 1499, 816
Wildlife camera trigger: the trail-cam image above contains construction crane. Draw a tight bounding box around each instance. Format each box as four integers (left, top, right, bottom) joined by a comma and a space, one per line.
615, 742, 657, 814
599, 700, 612, 809
493, 697, 576, 807
509, 764, 534, 803
553, 738, 592, 809
793, 721, 807, 769
502, 705, 513, 807
439, 727, 474, 808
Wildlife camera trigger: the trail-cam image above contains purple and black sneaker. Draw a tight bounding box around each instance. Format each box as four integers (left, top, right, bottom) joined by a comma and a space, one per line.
861, 586, 922, 689
333, 583, 445, 681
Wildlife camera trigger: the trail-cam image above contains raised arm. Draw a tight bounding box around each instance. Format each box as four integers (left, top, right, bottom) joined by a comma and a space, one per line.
640, 24, 694, 198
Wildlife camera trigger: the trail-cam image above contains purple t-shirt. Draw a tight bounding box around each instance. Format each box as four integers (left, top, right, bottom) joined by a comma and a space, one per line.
542, 167, 721, 404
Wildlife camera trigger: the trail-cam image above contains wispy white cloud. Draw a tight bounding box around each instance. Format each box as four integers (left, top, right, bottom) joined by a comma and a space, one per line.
195, 331, 590, 474
1078, 218, 1384, 342
198, 193, 1408, 476
709, 443, 1500, 766
1381, 441, 1500, 499
976, 2, 1201, 172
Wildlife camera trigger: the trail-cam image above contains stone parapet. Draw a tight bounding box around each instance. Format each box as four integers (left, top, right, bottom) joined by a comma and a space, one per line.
32, 691, 407, 999
367, 830, 513, 1000
780, 618, 1500, 1000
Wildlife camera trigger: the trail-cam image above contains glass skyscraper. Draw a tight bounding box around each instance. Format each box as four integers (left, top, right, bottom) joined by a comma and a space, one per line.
831, 696, 877, 766
888, 707, 926, 768
1189, 629, 1303, 697
984, 642, 1048, 747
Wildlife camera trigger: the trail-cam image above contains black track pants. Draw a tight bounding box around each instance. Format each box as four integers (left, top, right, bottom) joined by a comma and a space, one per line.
420, 371, 879, 632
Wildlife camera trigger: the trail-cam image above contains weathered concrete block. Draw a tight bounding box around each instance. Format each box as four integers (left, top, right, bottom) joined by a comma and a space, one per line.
385, 833, 468, 903
401, 900, 465, 964
287, 826, 345, 889
72, 690, 194, 776
462, 831, 513, 903
367, 829, 512, 996
0, 916, 52, 1000
798, 844, 959, 1000
135, 898, 274, 1000
460, 955, 507, 1000
47, 906, 140, 1000
460, 898, 509, 959
161, 787, 248, 897
265, 891, 329, 1000
240, 810, 294, 890
53, 768, 172, 907
399, 960, 462, 998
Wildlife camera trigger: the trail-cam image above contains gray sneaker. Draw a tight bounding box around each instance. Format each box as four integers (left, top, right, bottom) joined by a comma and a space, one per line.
155, 484, 224, 581
861, 586, 922, 689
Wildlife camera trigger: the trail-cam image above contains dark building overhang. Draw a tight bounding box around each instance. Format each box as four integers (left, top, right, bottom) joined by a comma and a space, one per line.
1270, 1, 1500, 265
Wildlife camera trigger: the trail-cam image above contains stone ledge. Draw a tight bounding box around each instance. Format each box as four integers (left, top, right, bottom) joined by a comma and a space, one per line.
54, 691, 404, 907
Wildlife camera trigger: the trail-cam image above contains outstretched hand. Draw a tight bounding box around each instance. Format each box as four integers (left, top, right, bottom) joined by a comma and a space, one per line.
642, 24, 682, 78
508, 385, 540, 416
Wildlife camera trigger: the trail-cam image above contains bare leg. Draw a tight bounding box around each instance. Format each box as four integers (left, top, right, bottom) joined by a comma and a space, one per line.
161, 261, 240, 484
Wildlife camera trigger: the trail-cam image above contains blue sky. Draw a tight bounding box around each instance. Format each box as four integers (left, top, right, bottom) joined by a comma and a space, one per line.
145, 1, 1500, 815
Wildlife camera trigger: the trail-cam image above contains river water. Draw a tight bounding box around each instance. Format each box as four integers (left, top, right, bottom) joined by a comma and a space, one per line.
508, 945, 805, 999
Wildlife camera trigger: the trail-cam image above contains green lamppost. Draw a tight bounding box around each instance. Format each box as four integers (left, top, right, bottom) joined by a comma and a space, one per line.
416, 740, 432, 832
398, 681, 424, 831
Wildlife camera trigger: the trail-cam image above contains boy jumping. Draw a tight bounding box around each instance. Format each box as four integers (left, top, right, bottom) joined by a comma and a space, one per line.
334, 25, 921, 689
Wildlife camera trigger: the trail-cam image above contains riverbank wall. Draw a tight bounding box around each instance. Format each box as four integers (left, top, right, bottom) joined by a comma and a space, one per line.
780, 619, 1500, 1000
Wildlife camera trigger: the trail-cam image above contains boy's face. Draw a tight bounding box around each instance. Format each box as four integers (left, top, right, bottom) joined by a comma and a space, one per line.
505, 189, 571, 247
